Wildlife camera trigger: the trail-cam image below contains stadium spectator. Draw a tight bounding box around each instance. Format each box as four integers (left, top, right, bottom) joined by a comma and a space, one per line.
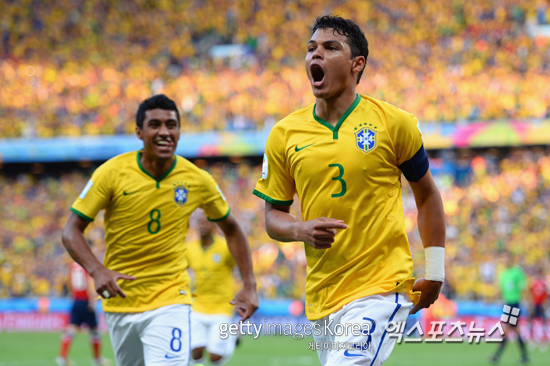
1, 1, 550, 137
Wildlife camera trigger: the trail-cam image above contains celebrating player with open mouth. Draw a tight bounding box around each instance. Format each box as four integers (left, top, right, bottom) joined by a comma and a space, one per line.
253, 15, 446, 366
62, 94, 258, 366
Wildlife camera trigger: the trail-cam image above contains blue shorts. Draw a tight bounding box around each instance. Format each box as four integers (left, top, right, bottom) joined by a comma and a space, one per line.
70, 300, 98, 328
532, 305, 546, 320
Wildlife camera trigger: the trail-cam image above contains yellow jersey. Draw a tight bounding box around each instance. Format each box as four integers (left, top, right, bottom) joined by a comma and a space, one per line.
186, 234, 236, 316
71, 151, 230, 313
254, 94, 423, 320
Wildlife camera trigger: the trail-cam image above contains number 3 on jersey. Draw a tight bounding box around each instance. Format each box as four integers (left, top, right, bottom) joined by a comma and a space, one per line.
148, 209, 161, 234
329, 164, 346, 198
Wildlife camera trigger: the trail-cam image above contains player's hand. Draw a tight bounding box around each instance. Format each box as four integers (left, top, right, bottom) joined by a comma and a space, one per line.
409, 278, 442, 314
298, 217, 347, 249
90, 266, 136, 299
230, 285, 259, 322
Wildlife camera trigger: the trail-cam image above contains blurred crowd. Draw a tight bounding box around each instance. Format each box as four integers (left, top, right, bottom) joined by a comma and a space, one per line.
1, 147, 549, 302
4, 0, 550, 137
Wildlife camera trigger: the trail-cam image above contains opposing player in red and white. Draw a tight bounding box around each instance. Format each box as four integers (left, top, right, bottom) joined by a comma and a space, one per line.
529, 266, 549, 349
57, 261, 108, 366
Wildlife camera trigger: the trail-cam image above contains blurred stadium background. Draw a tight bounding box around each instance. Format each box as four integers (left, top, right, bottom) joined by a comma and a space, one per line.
1, 0, 550, 365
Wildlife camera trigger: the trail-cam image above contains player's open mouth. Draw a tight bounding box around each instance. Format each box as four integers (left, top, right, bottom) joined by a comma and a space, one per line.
311, 64, 325, 87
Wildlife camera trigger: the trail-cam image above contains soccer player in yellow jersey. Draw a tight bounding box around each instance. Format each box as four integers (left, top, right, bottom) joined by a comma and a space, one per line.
61, 94, 258, 366
187, 213, 239, 365
253, 16, 446, 366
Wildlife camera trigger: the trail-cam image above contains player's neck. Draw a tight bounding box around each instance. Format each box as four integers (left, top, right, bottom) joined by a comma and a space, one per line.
140, 151, 174, 180
315, 88, 357, 127
200, 234, 213, 249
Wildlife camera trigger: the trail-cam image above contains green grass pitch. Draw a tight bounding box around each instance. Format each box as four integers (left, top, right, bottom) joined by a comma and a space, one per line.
0, 332, 547, 365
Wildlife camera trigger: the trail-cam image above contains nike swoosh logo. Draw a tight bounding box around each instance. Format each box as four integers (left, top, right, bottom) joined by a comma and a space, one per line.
343, 350, 365, 357
165, 354, 179, 359
295, 143, 315, 152
123, 190, 141, 196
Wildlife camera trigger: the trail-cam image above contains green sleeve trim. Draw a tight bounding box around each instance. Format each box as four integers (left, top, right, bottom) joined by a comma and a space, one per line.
313, 94, 361, 139
70, 207, 94, 222
252, 189, 294, 206
207, 207, 231, 222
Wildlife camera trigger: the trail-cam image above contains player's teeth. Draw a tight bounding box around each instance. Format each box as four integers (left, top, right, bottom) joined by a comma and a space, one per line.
157, 141, 169, 145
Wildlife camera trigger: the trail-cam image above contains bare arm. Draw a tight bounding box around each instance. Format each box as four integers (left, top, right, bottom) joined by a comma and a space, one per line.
265, 202, 347, 249
409, 170, 446, 251
62, 212, 135, 298
62, 213, 103, 276
215, 212, 258, 321
408, 170, 446, 314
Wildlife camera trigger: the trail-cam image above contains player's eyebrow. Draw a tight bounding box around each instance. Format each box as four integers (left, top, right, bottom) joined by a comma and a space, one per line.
307, 39, 342, 47
146, 118, 178, 124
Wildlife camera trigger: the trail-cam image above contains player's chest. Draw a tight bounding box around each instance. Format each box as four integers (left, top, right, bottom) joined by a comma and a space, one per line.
286, 121, 396, 178
111, 171, 202, 215
191, 249, 225, 271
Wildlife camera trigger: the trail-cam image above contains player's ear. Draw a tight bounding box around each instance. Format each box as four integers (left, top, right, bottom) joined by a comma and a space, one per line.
351, 55, 365, 78
136, 125, 143, 140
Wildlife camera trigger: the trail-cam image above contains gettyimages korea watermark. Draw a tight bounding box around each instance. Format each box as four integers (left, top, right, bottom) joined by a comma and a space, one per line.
384, 305, 520, 344
219, 305, 517, 347
219, 318, 373, 340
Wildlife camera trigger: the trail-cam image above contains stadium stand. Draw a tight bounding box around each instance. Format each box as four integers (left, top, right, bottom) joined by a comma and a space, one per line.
1, 148, 549, 301
2, 0, 550, 137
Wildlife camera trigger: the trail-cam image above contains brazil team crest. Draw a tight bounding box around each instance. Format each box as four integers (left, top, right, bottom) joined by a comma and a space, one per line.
355, 126, 377, 154
174, 186, 188, 206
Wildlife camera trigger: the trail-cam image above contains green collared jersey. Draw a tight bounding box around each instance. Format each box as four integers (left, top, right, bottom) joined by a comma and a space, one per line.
254, 94, 424, 320
71, 151, 230, 313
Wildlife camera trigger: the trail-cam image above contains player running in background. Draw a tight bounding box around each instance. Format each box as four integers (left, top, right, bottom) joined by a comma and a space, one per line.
253, 15, 445, 366
57, 261, 107, 366
491, 253, 529, 364
529, 266, 548, 350
187, 212, 239, 366
61, 94, 258, 366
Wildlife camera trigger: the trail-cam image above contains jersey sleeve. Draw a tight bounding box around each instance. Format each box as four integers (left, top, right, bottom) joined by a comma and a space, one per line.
70, 163, 115, 222
198, 170, 230, 222
253, 124, 295, 205
387, 106, 429, 182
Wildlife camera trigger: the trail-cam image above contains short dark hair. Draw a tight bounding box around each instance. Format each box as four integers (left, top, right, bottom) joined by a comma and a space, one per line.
136, 94, 180, 128
312, 15, 369, 84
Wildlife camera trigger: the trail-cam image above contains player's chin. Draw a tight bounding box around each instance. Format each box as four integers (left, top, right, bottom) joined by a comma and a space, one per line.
311, 86, 330, 99
152, 145, 175, 159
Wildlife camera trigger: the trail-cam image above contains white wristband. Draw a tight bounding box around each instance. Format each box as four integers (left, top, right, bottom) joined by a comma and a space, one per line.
425, 246, 445, 282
